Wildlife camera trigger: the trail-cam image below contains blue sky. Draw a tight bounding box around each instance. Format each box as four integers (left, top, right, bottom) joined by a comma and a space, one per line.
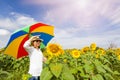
0, 0, 120, 49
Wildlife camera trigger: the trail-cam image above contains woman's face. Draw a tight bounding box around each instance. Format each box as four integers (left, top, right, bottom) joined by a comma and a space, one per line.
32, 40, 41, 48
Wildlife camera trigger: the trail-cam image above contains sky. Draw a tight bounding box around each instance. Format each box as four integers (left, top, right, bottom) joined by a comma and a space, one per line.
0, 0, 120, 49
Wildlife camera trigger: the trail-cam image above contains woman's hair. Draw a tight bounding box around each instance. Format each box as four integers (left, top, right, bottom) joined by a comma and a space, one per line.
31, 41, 40, 48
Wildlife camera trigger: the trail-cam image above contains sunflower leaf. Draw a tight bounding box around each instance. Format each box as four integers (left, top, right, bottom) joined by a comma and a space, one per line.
40, 67, 53, 80
50, 63, 63, 78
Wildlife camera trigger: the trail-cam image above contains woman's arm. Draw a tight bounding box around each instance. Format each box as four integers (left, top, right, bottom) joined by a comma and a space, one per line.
23, 36, 36, 53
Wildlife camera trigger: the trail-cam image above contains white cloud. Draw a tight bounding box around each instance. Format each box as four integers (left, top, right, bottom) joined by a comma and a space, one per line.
0, 18, 18, 30
41, 0, 120, 49
18, 0, 120, 49
0, 12, 37, 48
0, 30, 11, 48
110, 8, 120, 25
0, 12, 36, 31
54, 34, 120, 49
22, 0, 120, 31
51, 26, 120, 49
1, 0, 120, 49
42, 0, 120, 30
22, 0, 120, 28
0, 29, 10, 35
10, 12, 36, 26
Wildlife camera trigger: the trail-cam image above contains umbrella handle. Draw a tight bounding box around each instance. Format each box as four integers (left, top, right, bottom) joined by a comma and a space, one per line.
28, 32, 31, 38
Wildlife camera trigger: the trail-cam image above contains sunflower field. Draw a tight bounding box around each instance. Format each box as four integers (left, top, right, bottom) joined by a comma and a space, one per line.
0, 43, 120, 80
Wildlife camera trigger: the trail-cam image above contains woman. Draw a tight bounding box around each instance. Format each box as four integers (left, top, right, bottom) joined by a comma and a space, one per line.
23, 36, 46, 80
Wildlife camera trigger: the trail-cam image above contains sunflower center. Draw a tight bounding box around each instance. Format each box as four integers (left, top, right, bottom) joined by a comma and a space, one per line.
74, 52, 79, 56
49, 45, 59, 53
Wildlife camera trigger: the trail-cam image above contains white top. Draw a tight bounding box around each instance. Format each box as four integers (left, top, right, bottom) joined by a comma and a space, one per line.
23, 40, 43, 76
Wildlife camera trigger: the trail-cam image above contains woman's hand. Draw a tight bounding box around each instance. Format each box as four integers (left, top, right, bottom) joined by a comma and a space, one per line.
29, 36, 38, 42
43, 57, 47, 63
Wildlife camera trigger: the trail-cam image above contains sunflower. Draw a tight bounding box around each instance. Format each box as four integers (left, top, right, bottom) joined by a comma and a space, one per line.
96, 54, 99, 58
82, 46, 90, 53
47, 54, 53, 60
90, 43, 96, 51
60, 49, 64, 55
118, 55, 120, 60
96, 49, 105, 55
115, 48, 120, 55
46, 43, 64, 57
71, 50, 81, 58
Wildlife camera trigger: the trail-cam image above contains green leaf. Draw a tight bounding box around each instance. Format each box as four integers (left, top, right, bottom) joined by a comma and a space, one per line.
83, 79, 89, 80
77, 66, 85, 77
83, 63, 94, 74
96, 66, 106, 73
92, 75, 98, 80
92, 74, 104, 80
0, 69, 10, 75
40, 67, 53, 80
94, 60, 106, 73
104, 73, 114, 80
62, 65, 75, 80
50, 63, 63, 78
96, 74, 104, 80
77, 66, 90, 78
113, 71, 120, 75
102, 65, 113, 74
81, 74, 90, 79
70, 68, 78, 74
94, 59, 102, 65
62, 72, 75, 80
103, 58, 111, 65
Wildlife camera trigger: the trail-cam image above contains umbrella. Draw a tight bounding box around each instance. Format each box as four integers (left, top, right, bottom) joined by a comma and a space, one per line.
4, 22, 54, 59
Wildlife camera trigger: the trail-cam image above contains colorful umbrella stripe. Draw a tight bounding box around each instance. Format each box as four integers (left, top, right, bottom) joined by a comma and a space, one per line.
4, 23, 54, 58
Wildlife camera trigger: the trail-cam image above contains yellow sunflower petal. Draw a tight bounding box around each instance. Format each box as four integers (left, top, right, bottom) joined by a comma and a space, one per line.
71, 50, 80, 58
90, 43, 97, 51
46, 43, 63, 57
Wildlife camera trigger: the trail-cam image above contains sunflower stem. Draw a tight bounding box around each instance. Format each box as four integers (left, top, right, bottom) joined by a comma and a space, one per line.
75, 59, 78, 67
75, 59, 79, 80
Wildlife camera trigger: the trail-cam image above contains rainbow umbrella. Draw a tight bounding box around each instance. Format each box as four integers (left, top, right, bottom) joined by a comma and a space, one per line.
4, 22, 54, 59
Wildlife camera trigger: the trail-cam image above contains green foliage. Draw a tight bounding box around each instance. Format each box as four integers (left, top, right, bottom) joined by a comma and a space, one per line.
0, 48, 120, 80
61, 64, 75, 80
50, 63, 63, 78
92, 74, 104, 80
22, 74, 32, 80
40, 67, 53, 80
0, 51, 29, 80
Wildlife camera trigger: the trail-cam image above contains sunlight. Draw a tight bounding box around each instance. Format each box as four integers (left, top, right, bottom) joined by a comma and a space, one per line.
77, 0, 90, 9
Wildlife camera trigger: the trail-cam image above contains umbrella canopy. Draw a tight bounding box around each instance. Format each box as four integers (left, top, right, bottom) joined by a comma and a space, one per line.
4, 22, 54, 59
